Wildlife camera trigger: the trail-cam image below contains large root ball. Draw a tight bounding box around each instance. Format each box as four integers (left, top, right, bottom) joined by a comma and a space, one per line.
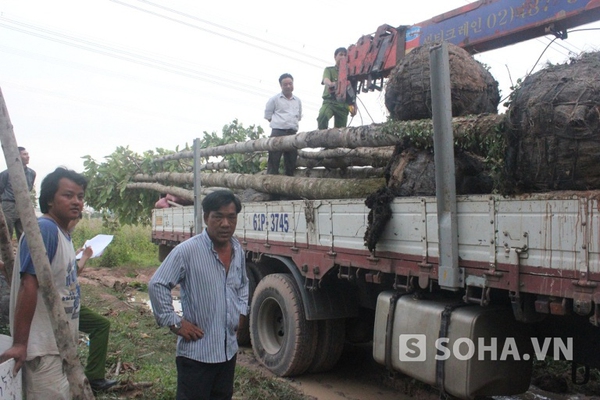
384, 145, 493, 197
385, 43, 500, 121
506, 52, 600, 192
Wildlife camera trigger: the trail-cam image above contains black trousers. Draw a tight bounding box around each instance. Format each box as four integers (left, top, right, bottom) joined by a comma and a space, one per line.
176, 355, 236, 400
267, 128, 297, 176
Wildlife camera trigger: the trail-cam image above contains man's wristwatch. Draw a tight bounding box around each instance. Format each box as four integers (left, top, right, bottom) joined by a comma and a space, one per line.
169, 322, 181, 334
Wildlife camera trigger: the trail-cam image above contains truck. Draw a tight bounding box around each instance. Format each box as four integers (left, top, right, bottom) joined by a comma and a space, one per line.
151, 1, 600, 398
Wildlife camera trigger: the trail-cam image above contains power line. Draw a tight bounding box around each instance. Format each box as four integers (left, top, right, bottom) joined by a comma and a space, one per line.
131, 0, 331, 65
109, 0, 329, 69
0, 14, 326, 110
0, 16, 276, 99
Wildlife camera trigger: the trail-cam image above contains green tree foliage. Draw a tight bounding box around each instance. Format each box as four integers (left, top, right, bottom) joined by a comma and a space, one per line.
200, 120, 265, 173
82, 120, 265, 225
82, 146, 189, 225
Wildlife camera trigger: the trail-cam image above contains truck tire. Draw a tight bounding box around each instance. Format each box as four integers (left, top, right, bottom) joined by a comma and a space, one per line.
307, 318, 345, 373
250, 273, 317, 377
237, 264, 258, 346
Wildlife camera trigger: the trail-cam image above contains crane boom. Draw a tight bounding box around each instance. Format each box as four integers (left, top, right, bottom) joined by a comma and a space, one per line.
337, 0, 600, 102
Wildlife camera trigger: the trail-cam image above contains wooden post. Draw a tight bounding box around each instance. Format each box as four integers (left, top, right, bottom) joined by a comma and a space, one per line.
0, 87, 94, 399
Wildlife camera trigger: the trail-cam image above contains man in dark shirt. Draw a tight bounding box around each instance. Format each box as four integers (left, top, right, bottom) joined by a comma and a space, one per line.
0, 146, 36, 240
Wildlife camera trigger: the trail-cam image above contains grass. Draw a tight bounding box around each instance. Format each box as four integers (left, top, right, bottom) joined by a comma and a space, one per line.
71, 218, 161, 268
78, 281, 176, 399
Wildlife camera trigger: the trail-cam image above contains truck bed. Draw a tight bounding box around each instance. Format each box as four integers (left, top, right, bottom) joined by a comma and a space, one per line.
152, 191, 600, 302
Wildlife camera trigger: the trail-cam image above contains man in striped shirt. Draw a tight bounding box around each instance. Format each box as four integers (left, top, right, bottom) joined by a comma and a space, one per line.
149, 190, 249, 400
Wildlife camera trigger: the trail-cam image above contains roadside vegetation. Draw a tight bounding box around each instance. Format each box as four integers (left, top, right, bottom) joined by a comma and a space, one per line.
72, 218, 308, 399
71, 217, 159, 269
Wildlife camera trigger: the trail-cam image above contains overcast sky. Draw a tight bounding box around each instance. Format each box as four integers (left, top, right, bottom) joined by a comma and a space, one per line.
0, 0, 598, 197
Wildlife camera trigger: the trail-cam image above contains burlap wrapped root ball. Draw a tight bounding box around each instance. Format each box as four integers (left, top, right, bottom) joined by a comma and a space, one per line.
506, 51, 600, 192
384, 42, 500, 121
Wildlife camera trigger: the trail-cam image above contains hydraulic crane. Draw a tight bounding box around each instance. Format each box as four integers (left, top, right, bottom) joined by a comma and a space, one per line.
337, 0, 600, 103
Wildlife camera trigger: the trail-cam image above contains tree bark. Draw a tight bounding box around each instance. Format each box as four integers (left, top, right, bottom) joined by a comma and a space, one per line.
188, 150, 394, 170
127, 182, 194, 201
133, 173, 193, 185
152, 114, 504, 161
294, 167, 385, 179
296, 155, 389, 169
0, 87, 94, 399
202, 161, 228, 171
131, 172, 385, 199
299, 147, 394, 160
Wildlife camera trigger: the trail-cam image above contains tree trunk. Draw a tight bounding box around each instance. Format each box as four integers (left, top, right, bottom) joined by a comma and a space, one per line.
202, 161, 228, 171
131, 172, 385, 200
299, 147, 394, 160
133, 173, 193, 185
296, 155, 389, 169
0, 87, 94, 399
294, 167, 385, 179
127, 182, 194, 201
152, 114, 504, 161
187, 150, 393, 170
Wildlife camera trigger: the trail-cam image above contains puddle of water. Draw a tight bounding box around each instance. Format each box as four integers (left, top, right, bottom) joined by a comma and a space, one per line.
129, 291, 182, 316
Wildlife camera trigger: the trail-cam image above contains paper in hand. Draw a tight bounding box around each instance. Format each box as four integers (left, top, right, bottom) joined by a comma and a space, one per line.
76, 234, 114, 259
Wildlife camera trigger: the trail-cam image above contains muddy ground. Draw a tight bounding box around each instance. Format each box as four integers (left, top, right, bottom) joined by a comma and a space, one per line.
80, 266, 600, 400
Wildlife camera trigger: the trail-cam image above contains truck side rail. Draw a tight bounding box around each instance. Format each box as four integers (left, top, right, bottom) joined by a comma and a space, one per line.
236, 192, 600, 307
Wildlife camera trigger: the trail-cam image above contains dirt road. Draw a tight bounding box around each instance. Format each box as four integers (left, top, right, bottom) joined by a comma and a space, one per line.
236, 342, 430, 400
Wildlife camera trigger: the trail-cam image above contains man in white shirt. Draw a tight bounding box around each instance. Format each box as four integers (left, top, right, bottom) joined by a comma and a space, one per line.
264, 73, 302, 176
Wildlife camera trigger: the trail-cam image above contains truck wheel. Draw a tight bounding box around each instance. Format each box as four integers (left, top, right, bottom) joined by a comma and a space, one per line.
250, 273, 317, 377
237, 264, 258, 346
307, 318, 345, 373
158, 244, 171, 262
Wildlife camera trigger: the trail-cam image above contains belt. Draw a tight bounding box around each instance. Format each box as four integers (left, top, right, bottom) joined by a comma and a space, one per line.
274, 128, 297, 133
2, 200, 15, 203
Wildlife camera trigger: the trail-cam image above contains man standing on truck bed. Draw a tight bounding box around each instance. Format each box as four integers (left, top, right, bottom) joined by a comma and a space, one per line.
264, 73, 302, 176
149, 189, 249, 400
317, 47, 357, 130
